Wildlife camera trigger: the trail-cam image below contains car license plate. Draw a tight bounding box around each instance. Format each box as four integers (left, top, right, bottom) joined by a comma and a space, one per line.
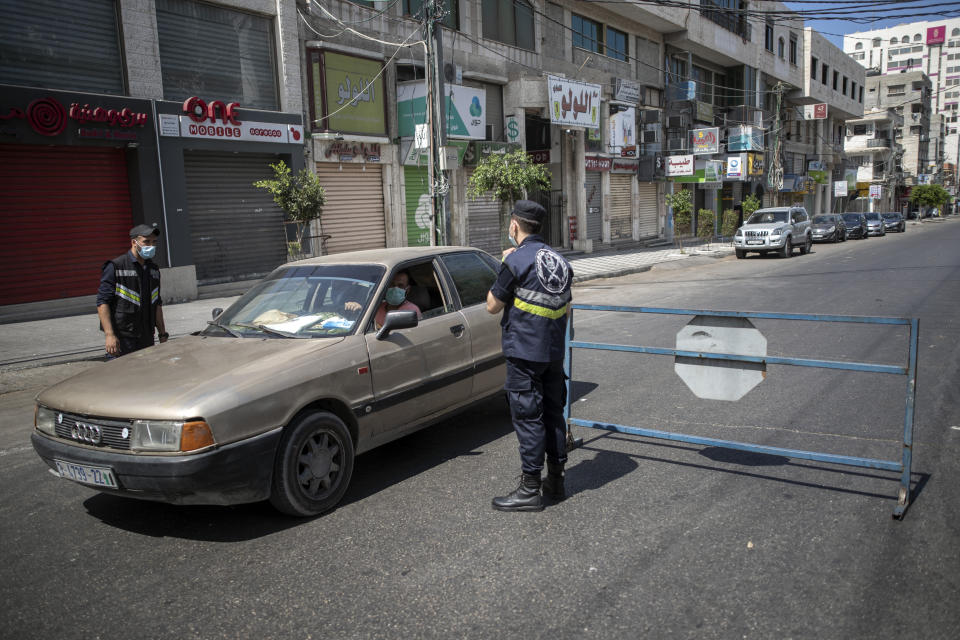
746, 240, 763, 245
812, 234, 823, 239
54, 459, 118, 488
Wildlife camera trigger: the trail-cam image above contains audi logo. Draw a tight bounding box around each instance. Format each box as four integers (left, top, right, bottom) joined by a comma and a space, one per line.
71, 422, 103, 445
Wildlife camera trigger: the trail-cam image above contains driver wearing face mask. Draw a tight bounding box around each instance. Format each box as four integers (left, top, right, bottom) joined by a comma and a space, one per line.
374, 270, 422, 329
96, 224, 168, 358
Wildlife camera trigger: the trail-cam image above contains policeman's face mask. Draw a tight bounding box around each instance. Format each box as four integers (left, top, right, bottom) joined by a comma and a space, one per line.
135, 240, 157, 260
508, 220, 519, 248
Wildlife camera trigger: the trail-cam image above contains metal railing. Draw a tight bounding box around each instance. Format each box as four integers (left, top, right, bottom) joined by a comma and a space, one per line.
564, 305, 920, 519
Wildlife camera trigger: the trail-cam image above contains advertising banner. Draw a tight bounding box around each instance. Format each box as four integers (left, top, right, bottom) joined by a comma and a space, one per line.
585, 156, 613, 172
547, 75, 601, 129
748, 153, 765, 176
728, 125, 763, 151
613, 78, 641, 104
178, 117, 301, 143
462, 141, 520, 166
704, 160, 723, 183
927, 25, 946, 45
611, 158, 638, 173
834, 180, 848, 197
802, 104, 828, 120
315, 51, 386, 136
726, 154, 746, 179
856, 165, 874, 182
689, 127, 719, 155
397, 81, 486, 139
609, 106, 636, 157
666, 154, 694, 176
869, 184, 882, 199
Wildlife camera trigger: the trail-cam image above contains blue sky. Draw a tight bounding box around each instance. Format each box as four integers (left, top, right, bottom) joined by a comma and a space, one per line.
786, 1, 957, 48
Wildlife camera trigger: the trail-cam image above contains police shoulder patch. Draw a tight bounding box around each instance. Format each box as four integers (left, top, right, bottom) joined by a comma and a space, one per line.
535, 248, 571, 294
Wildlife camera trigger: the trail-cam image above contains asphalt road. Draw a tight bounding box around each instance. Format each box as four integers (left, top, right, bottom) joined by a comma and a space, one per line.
2, 220, 958, 639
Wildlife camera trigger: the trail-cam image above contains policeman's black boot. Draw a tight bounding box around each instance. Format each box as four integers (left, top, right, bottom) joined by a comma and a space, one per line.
492, 473, 543, 512
542, 462, 565, 501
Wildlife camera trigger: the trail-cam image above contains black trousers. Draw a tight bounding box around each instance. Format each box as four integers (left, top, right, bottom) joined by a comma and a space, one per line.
504, 357, 568, 475
106, 335, 154, 360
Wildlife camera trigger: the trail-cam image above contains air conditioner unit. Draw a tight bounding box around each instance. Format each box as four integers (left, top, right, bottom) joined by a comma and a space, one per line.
641, 109, 661, 124
667, 138, 687, 151
642, 129, 658, 144
667, 115, 687, 129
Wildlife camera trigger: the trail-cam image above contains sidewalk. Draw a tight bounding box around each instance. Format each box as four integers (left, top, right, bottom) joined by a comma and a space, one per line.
0, 242, 732, 370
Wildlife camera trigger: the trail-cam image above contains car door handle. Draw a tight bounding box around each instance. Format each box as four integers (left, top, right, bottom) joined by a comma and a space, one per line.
449, 324, 465, 338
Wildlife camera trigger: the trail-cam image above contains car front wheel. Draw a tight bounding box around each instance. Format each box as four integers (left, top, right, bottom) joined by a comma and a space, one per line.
735, 249, 745, 259
270, 410, 355, 517
780, 237, 791, 258
799, 236, 812, 255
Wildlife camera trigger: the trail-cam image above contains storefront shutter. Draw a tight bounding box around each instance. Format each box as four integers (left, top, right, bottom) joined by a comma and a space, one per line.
183, 152, 287, 285
609, 174, 633, 240
0, 0, 124, 94
0, 144, 132, 304
637, 183, 659, 239
316, 163, 386, 254
466, 170, 502, 256
585, 171, 602, 241
404, 165, 431, 247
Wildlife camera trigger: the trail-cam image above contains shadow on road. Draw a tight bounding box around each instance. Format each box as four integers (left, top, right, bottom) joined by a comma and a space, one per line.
82, 396, 515, 540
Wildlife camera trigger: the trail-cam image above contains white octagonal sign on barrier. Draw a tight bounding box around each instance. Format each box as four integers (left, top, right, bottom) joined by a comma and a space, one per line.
675, 316, 767, 401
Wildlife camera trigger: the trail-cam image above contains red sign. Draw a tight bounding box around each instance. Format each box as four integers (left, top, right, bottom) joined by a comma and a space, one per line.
0, 97, 148, 137
585, 156, 612, 171
528, 149, 550, 164
182, 96, 241, 125
813, 103, 827, 119
927, 25, 946, 45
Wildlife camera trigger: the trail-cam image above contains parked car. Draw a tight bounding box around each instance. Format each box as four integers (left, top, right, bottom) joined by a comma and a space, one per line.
810, 214, 847, 243
864, 212, 886, 236
733, 206, 813, 259
881, 212, 906, 233
841, 213, 869, 239
32, 247, 510, 516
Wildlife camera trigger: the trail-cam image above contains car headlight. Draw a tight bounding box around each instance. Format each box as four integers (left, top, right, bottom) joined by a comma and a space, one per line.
131, 419, 215, 452
35, 406, 56, 436
735, 228, 743, 237
825, 226, 835, 233
770, 228, 782, 237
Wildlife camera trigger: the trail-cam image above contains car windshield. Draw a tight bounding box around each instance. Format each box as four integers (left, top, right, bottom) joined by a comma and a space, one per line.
882, 213, 899, 219
812, 215, 835, 224
203, 264, 386, 338
865, 213, 881, 221
842, 214, 861, 223
746, 211, 788, 224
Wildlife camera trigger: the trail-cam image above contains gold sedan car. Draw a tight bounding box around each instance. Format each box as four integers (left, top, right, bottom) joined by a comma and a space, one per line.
32, 247, 506, 516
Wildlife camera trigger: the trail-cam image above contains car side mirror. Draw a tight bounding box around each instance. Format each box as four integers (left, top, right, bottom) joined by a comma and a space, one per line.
376, 310, 418, 340
212, 308, 223, 320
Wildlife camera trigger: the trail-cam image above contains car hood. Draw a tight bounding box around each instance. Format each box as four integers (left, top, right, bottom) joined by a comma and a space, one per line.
36, 335, 345, 419
811, 223, 835, 230
741, 223, 788, 232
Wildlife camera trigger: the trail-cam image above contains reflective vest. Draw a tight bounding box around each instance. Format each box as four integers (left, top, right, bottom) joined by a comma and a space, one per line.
105, 251, 160, 339
500, 235, 573, 362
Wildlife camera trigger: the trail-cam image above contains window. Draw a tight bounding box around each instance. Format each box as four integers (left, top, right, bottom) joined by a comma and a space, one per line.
859, 86, 863, 102
851, 81, 857, 99
855, 42, 863, 51
901, 36, 910, 44
606, 27, 628, 62
404, 0, 458, 30
833, 70, 839, 90
821, 63, 829, 84
156, 0, 278, 109
789, 34, 798, 65
778, 37, 785, 59
572, 14, 602, 54
872, 38, 881, 47
842, 76, 848, 95
889, 37, 897, 45
765, 20, 774, 52
810, 57, 818, 79
440, 253, 498, 308
914, 33, 922, 42
482, 0, 534, 50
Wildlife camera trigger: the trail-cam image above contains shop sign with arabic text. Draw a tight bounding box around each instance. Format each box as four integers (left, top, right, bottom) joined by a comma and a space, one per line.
666, 154, 694, 176
547, 75, 600, 129
689, 127, 719, 155
312, 51, 386, 136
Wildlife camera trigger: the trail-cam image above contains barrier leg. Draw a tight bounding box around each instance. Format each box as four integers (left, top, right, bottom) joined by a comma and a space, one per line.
564, 309, 583, 452
893, 318, 920, 520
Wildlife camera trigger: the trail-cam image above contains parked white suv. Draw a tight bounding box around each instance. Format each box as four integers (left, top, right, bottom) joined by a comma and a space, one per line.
733, 206, 813, 259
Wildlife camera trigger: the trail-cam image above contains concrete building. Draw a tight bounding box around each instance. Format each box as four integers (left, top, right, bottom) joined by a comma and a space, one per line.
843, 18, 960, 192
843, 107, 903, 212
0, 0, 306, 317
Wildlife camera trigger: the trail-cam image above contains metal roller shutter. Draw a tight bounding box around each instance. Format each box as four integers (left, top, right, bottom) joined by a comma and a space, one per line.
0, 144, 132, 304
404, 166, 431, 246
316, 163, 386, 254
184, 152, 286, 284
637, 183, 658, 239
0, 0, 124, 94
585, 171, 602, 241
609, 174, 633, 240
466, 169, 503, 256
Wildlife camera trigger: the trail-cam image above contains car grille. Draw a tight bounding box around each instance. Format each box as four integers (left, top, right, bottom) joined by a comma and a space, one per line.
745, 230, 769, 237
53, 412, 132, 451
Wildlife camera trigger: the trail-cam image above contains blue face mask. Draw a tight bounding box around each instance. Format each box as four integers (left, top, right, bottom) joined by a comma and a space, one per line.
386, 287, 406, 306
137, 243, 157, 260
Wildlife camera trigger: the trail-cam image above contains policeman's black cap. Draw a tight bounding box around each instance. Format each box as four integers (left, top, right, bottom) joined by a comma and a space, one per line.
511, 200, 545, 224
130, 223, 161, 239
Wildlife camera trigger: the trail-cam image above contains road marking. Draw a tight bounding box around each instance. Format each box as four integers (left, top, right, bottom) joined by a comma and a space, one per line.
951, 426, 960, 431
0, 445, 35, 457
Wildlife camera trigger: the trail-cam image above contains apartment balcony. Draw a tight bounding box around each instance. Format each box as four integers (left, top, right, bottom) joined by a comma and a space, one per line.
867, 138, 892, 149
700, 1, 752, 41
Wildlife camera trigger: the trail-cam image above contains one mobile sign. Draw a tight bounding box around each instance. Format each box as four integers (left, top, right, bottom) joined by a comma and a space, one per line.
803, 104, 827, 120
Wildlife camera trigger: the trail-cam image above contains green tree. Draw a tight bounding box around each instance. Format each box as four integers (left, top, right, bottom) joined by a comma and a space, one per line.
467, 150, 551, 248
910, 184, 949, 217
697, 208, 716, 246
254, 161, 326, 257
665, 187, 693, 251
741, 193, 761, 220
721, 208, 739, 238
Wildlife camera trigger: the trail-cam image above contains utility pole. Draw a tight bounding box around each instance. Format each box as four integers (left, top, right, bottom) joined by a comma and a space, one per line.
767, 82, 785, 205
424, 0, 448, 245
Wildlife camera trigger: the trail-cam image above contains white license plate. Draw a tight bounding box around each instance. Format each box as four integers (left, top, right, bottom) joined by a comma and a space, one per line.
746, 240, 763, 245
54, 459, 118, 488
812, 234, 823, 239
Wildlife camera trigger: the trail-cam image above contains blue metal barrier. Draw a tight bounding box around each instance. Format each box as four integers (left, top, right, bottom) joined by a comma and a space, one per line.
563, 304, 920, 519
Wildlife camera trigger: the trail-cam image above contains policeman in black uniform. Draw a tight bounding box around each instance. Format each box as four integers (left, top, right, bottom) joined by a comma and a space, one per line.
486, 200, 573, 511
96, 224, 168, 358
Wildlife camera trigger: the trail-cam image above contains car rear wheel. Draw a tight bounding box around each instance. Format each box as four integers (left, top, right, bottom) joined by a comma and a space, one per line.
799, 236, 812, 255
270, 410, 355, 517
735, 249, 745, 259
780, 237, 791, 258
